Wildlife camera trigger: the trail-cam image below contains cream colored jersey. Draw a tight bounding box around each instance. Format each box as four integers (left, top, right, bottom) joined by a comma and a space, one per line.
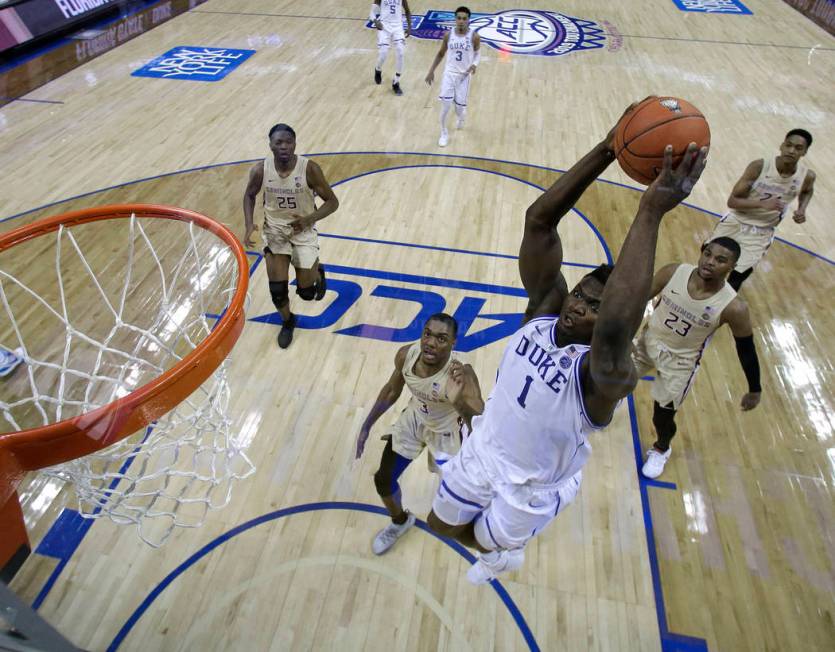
729, 156, 808, 229
262, 155, 316, 228
401, 342, 462, 433
444, 28, 475, 75
379, 0, 404, 27
647, 264, 736, 360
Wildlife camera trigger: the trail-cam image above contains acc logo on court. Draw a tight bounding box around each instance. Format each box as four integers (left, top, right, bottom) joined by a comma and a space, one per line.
413, 9, 607, 56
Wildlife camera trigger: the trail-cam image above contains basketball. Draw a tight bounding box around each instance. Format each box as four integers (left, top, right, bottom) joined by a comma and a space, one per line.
614, 96, 710, 185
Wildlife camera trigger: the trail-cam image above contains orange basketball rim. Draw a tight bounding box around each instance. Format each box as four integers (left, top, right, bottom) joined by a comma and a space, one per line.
0, 204, 248, 513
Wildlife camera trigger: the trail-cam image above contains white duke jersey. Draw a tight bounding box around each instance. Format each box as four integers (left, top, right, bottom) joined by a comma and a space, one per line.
402, 342, 462, 433
261, 155, 316, 228
729, 156, 808, 228
379, 0, 404, 27
467, 316, 605, 487
444, 28, 475, 75
647, 264, 736, 360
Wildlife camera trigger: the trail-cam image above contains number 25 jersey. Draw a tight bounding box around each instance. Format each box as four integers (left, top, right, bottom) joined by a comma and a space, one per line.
262, 155, 316, 228
647, 264, 736, 360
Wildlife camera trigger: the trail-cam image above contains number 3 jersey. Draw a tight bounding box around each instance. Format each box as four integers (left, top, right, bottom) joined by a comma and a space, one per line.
401, 342, 463, 433
262, 155, 316, 228
645, 264, 736, 362
467, 316, 605, 487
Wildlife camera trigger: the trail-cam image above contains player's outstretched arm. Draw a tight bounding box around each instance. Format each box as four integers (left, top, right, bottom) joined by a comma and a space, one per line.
445, 360, 484, 428
583, 144, 709, 425
425, 33, 449, 84
242, 161, 264, 248
721, 298, 762, 411
520, 102, 639, 321
355, 345, 409, 458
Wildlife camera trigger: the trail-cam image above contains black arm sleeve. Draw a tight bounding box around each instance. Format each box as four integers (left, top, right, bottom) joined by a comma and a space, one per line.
734, 335, 762, 393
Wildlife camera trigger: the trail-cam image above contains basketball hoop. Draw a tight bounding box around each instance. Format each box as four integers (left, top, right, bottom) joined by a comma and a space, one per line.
0, 204, 253, 547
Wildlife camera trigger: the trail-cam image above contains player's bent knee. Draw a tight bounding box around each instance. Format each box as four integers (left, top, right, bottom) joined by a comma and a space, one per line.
296, 284, 316, 301
268, 281, 289, 309
427, 509, 458, 536
373, 467, 397, 497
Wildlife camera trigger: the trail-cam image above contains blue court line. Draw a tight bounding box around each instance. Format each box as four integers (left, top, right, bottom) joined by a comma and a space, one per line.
627, 395, 706, 650
318, 232, 598, 268
0, 97, 64, 105
321, 262, 529, 296
8, 152, 795, 650
106, 502, 540, 652
0, 151, 830, 268
327, 162, 612, 265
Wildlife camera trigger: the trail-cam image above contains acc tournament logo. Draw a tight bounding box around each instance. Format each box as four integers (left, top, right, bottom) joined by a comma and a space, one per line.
375, 9, 609, 57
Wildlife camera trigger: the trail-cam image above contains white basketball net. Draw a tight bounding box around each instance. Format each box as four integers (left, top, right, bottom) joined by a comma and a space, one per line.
0, 213, 254, 546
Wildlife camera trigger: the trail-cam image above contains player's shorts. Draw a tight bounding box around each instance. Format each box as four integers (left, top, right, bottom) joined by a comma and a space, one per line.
711, 213, 775, 273
262, 221, 319, 269
632, 328, 700, 411
391, 405, 465, 465
439, 71, 471, 107
431, 436, 582, 550
377, 24, 406, 47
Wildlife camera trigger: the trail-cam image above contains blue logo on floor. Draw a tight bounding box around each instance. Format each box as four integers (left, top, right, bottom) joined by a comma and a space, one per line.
235, 262, 528, 352
132, 46, 256, 81
368, 9, 608, 56
670, 0, 752, 14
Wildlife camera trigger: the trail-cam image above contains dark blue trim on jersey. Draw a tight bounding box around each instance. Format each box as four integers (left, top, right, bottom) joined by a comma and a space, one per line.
441, 480, 484, 509
105, 503, 539, 651
484, 514, 501, 548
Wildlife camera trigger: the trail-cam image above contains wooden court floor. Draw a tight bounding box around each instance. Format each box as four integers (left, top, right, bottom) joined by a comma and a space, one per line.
1, 2, 833, 650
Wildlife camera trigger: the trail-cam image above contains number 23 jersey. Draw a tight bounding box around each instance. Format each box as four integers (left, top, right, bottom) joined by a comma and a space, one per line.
262, 155, 316, 228
646, 264, 736, 360
468, 316, 606, 487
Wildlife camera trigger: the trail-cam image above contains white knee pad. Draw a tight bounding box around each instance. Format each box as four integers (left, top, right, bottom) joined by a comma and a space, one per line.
394, 41, 405, 72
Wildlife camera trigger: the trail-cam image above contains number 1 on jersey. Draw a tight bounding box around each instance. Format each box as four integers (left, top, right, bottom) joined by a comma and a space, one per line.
517, 375, 534, 408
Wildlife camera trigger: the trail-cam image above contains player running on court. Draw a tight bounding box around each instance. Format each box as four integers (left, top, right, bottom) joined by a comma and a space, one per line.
425, 6, 481, 148
370, 0, 412, 95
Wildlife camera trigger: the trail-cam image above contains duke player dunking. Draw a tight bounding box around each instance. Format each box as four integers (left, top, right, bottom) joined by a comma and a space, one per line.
427, 101, 710, 584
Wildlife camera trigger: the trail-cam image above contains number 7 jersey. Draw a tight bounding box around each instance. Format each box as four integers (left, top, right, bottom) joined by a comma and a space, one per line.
647, 264, 736, 359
